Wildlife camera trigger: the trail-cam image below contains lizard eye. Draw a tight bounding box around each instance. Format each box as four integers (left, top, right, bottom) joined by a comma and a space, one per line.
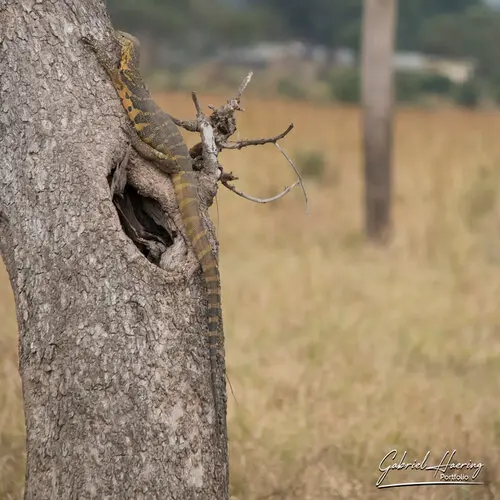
118, 30, 140, 50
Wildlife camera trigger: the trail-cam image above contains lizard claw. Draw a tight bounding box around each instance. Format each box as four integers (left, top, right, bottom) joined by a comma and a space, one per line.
120, 123, 134, 136
81, 34, 97, 51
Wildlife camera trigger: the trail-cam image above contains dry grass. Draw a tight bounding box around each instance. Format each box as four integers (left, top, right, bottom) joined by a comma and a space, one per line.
2, 95, 500, 499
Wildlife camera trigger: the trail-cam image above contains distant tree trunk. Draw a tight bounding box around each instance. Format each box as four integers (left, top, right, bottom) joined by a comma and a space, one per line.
0, 1, 228, 498
361, 0, 397, 242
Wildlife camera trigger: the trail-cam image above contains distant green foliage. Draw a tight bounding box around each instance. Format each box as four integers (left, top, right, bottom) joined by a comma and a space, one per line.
106, 0, 489, 56
251, 0, 483, 51
453, 78, 480, 107
251, 0, 363, 48
396, 73, 423, 103
421, 7, 500, 87
329, 69, 457, 105
107, 0, 190, 43
104, 0, 500, 103
420, 73, 454, 94
106, 0, 279, 52
396, 72, 454, 102
329, 69, 360, 103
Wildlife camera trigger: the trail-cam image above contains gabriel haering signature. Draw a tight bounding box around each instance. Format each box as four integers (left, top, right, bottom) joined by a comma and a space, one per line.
377, 449, 485, 489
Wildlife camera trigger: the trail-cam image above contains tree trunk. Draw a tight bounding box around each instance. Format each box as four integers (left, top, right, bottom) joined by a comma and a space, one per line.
361, 0, 397, 242
0, 1, 228, 498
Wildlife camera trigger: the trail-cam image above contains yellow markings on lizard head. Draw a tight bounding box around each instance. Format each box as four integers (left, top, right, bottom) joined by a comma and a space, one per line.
116, 32, 140, 71
119, 39, 134, 71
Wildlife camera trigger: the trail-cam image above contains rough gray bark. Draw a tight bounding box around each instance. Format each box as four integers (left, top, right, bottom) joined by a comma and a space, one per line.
0, 1, 228, 498
361, 0, 397, 242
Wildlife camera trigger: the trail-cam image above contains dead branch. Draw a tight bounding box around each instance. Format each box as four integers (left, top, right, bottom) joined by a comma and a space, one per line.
222, 180, 299, 204
275, 142, 309, 214
220, 123, 294, 150
219, 170, 238, 183
187, 73, 307, 211
235, 71, 253, 100
208, 71, 253, 116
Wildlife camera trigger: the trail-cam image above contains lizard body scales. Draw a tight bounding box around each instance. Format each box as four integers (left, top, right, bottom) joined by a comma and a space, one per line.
83, 31, 223, 440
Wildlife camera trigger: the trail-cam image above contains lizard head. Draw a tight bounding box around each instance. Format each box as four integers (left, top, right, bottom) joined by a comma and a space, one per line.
115, 31, 141, 74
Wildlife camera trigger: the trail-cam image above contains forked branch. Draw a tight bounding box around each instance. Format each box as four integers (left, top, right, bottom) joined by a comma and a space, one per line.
188, 73, 308, 212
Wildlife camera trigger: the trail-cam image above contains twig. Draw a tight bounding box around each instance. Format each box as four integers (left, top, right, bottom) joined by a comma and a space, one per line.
209, 71, 253, 114
221, 123, 294, 150
236, 71, 253, 100
168, 113, 199, 132
219, 170, 238, 182
225, 372, 238, 407
275, 142, 309, 214
191, 91, 202, 115
222, 180, 299, 204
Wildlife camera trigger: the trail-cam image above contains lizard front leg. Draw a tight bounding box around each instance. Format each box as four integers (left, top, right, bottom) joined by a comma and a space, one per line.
121, 123, 180, 175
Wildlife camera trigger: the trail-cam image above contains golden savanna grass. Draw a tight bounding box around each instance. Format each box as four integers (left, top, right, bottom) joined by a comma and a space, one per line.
2, 94, 500, 499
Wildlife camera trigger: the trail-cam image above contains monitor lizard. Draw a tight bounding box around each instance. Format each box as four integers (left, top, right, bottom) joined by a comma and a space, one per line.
82, 31, 223, 443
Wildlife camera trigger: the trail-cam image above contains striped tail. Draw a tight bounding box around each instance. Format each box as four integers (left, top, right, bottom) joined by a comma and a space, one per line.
172, 171, 222, 437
